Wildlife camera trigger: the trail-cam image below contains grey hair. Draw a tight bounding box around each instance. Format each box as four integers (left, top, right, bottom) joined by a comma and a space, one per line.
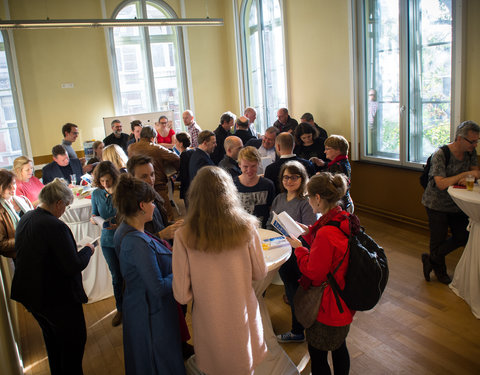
39, 178, 73, 206
455, 120, 480, 139
140, 125, 157, 139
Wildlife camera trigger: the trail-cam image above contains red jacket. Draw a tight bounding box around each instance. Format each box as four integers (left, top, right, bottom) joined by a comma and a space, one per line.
295, 206, 355, 326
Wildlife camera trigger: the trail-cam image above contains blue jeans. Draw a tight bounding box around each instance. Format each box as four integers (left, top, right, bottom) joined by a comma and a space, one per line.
279, 250, 304, 334
102, 245, 123, 312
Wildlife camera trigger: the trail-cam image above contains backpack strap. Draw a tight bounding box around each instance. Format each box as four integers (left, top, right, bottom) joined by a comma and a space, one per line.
324, 219, 350, 314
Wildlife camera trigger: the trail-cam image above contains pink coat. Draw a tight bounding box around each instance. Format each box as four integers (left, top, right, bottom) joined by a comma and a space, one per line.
173, 227, 268, 375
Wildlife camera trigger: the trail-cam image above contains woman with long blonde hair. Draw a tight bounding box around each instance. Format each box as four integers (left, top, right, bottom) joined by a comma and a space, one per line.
173, 166, 267, 375
102, 144, 128, 173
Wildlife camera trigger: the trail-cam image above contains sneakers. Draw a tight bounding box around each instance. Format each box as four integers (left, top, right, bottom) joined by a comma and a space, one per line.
276, 331, 305, 343
112, 311, 123, 327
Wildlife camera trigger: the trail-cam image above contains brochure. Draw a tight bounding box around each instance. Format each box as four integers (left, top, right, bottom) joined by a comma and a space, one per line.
77, 235, 100, 249
270, 211, 304, 239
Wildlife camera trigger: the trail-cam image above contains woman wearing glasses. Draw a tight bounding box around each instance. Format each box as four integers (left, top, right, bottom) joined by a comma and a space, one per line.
267, 161, 316, 343
324, 135, 353, 213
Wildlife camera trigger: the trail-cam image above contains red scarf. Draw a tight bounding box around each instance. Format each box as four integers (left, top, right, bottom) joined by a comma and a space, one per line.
327, 154, 348, 168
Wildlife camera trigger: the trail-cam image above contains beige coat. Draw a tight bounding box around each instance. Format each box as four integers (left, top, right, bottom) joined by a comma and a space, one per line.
173, 227, 268, 375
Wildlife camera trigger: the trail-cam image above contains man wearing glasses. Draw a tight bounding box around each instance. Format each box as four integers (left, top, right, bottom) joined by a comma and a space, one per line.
62, 123, 81, 160
421, 120, 480, 284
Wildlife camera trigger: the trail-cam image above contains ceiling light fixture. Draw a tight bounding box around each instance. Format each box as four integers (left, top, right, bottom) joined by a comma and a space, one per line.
0, 18, 224, 30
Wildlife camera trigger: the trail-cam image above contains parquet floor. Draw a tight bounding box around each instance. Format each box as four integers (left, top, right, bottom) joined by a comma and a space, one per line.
17, 210, 480, 374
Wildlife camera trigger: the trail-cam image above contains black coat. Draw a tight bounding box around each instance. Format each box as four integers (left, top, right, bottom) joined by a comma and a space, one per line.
11, 207, 92, 311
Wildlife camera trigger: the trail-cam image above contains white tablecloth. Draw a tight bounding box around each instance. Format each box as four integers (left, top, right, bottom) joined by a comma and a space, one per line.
186, 228, 299, 375
448, 184, 480, 318
60, 195, 113, 303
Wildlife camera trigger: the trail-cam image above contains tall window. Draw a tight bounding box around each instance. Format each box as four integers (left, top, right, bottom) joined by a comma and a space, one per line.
110, 0, 188, 129
0, 31, 25, 167
241, 0, 287, 133
356, 0, 456, 166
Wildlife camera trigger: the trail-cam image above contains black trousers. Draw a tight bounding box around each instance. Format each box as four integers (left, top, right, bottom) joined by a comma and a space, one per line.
278, 251, 304, 334
425, 207, 469, 270
308, 340, 350, 375
31, 303, 87, 375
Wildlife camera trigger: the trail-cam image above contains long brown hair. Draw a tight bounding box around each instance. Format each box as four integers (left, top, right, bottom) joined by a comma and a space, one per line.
184, 166, 258, 252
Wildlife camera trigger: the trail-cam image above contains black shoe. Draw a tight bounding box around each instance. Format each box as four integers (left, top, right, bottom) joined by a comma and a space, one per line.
434, 270, 452, 284
421, 253, 432, 282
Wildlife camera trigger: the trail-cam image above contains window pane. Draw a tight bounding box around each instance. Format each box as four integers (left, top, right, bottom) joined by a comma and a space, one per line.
243, 0, 286, 133
116, 4, 140, 37
112, 0, 186, 119
114, 42, 149, 113
0, 33, 22, 167
409, 0, 452, 162
146, 3, 173, 36
365, 0, 400, 159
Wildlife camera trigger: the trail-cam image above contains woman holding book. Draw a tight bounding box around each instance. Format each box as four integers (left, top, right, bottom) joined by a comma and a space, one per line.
90, 161, 123, 326
267, 161, 316, 343
287, 172, 356, 375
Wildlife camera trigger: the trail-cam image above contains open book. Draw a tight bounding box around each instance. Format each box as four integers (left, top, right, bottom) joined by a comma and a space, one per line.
270, 211, 304, 239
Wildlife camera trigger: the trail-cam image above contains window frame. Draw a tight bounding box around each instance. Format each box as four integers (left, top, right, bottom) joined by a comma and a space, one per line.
239, 0, 288, 134
350, 0, 464, 169
0, 30, 31, 166
108, 0, 190, 117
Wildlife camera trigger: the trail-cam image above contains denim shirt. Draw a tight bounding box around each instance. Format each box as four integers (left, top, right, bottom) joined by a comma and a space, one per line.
91, 188, 117, 248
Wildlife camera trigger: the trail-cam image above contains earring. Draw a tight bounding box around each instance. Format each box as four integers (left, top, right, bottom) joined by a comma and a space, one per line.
141, 210, 145, 214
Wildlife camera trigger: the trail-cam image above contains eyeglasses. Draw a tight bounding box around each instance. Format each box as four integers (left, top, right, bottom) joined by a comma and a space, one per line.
282, 175, 301, 182
463, 136, 478, 145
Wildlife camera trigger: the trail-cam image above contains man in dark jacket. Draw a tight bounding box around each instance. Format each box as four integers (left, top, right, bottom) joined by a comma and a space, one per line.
189, 130, 216, 183
273, 108, 298, 133
265, 132, 315, 192
211, 111, 235, 165
219, 136, 243, 178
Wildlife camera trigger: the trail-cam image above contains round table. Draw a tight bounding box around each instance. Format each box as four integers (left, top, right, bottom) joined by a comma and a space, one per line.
448, 184, 480, 319
60, 194, 113, 303
185, 228, 300, 375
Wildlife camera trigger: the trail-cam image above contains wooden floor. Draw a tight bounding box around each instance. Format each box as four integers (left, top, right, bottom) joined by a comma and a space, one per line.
17, 211, 480, 374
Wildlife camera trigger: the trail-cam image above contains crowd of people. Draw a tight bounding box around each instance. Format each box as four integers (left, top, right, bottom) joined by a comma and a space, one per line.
2, 109, 477, 375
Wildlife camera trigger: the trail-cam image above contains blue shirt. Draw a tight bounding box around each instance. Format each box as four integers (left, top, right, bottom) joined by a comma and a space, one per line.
91, 188, 117, 247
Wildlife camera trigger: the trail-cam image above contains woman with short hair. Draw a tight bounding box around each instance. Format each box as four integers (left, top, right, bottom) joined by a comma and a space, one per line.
287, 172, 356, 375
324, 135, 353, 213
13, 156, 44, 207
233, 146, 275, 228
173, 166, 267, 375
11, 178, 94, 375
113, 174, 186, 375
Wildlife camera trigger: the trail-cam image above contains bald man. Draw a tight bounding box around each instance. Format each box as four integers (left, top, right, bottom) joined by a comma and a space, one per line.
219, 136, 243, 178
182, 110, 202, 148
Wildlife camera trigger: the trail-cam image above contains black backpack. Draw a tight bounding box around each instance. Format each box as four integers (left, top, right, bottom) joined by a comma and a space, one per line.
325, 216, 389, 313
419, 145, 450, 189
